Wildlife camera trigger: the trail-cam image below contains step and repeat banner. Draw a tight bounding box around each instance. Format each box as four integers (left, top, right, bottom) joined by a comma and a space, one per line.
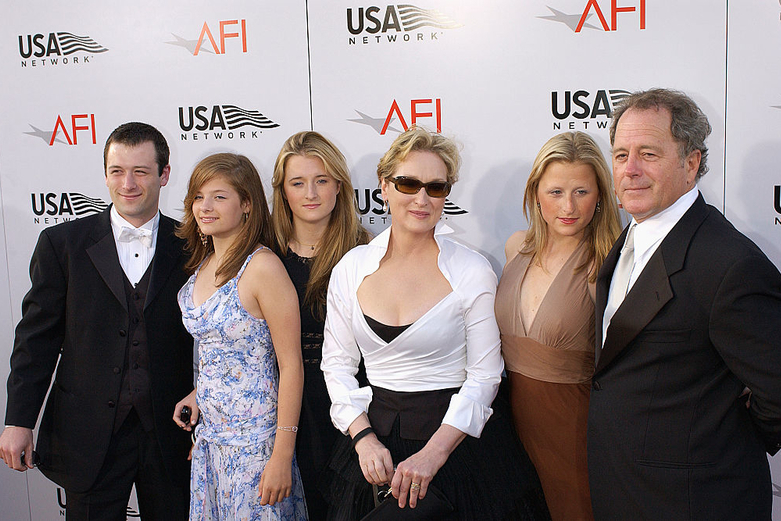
0, 1, 779, 519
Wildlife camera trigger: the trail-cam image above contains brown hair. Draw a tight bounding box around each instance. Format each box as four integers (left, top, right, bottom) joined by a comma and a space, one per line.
178, 153, 273, 284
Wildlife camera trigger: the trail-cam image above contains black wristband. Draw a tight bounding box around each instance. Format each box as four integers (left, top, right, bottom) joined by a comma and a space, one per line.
351, 427, 375, 449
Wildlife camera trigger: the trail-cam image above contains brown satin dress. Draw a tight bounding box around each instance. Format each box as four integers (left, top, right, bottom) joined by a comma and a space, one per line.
495, 242, 595, 521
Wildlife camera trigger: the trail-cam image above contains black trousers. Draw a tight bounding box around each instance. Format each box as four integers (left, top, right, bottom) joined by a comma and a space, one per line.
65, 410, 189, 521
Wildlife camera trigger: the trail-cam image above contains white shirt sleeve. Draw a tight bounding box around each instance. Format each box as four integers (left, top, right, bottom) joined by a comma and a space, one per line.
321, 253, 373, 434
441, 252, 503, 437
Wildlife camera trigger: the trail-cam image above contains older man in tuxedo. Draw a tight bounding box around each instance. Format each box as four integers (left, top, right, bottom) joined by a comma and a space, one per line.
589, 89, 781, 520
0, 122, 193, 520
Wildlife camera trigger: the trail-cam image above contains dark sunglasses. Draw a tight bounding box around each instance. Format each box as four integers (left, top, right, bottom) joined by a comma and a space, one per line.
388, 176, 451, 198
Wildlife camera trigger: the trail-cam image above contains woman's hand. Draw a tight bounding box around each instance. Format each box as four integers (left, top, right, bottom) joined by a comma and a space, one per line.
258, 454, 293, 506
391, 424, 465, 509
391, 444, 448, 509
172, 389, 199, 431
354, 434, 394, 485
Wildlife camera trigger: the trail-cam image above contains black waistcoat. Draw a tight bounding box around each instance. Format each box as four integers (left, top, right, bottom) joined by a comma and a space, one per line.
113, 266, 155, 432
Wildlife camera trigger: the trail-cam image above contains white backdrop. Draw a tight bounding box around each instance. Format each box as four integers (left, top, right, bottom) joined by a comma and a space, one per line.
1, 1, 779, 519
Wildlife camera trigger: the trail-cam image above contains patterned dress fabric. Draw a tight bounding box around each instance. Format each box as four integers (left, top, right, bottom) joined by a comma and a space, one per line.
179, 247, 308, 520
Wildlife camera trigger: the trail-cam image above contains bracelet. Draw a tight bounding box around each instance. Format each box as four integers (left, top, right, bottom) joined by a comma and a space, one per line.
277, 426, 299, 432
351, 427, 374, 449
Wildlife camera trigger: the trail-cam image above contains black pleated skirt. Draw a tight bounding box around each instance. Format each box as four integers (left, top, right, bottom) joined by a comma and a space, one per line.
320, 382, 551, 520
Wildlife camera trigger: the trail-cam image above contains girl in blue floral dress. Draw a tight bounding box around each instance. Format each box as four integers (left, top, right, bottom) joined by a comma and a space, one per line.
173, 153, 308, 520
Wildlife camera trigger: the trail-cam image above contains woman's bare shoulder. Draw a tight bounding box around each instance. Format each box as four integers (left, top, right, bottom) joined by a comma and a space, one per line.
504, 230, 528, 264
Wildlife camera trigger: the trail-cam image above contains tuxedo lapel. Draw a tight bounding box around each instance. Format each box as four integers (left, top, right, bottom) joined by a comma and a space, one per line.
145, 215, 181, 310
86, 208, 128, 311
597, 252, 673, 372
596, 194, 710, 373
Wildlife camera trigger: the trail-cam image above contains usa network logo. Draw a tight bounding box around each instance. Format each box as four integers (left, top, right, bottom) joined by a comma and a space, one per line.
354, 186, 466, 226
166, 19, 247, 55
551, 89, 630, 130
349, 98, 442, 135
18, 31, 108, 68
347, 4, 462, 45
178, 104, 279, 141
539, 1, 646, 32
24, 114, 98, 146
31, 192, 108, 225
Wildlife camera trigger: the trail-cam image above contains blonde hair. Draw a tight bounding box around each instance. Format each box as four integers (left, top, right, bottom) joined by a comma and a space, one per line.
376, 126, 460, 185
177, 153, 273, 284
271, 131, 370, 320
521, 132, 621, 282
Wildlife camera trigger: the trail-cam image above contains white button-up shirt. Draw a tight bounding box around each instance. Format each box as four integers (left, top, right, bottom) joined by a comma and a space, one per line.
321, 223, 504, 438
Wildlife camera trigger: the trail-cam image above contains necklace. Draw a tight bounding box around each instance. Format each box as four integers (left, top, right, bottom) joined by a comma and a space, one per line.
293, 237, 317, 252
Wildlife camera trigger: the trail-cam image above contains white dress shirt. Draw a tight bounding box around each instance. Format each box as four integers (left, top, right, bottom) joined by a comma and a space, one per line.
110, 206, 159, 286
602, 188, 699, 346
321, 222, 504, 438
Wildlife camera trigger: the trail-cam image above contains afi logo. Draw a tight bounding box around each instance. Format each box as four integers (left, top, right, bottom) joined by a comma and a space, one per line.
194, 20, 247, 55
577, 0, 646, 32
18, 32, 108, 58
383, 98, 441, 134
43, 114, 97, 146
774, 186, 781, 215
540, 1, 646, 33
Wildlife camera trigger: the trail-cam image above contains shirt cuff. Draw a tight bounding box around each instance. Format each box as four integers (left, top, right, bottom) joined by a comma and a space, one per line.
441, 393, 494, 438
329, 386, 373, 434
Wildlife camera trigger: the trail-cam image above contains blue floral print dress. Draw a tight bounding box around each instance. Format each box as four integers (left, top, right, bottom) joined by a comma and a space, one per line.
178, 247, 308, 520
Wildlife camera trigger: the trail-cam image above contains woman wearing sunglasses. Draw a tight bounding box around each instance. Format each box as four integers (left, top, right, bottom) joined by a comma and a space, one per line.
495, 132, 621, 520
270, 131, 370, 519
321, 127, 549, 520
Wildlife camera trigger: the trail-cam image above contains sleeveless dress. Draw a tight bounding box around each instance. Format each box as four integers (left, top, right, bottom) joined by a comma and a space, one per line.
178, 247, 308, 520
281, 249, 338, 520
494, 241, 595, 521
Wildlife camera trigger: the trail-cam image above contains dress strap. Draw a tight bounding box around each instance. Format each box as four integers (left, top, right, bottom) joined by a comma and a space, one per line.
235, 246, 267, 280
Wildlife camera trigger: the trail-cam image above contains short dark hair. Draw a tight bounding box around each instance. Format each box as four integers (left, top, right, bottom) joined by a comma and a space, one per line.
609, 88, 712, 179
103, 122, 170, 176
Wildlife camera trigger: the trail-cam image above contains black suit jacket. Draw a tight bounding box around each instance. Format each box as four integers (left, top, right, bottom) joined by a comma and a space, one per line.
5, 207, 194, 492
588, 194, 781, 520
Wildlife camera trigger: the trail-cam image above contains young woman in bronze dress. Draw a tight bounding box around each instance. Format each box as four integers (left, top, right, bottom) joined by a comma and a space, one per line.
495, 132, 621, 521
271, 131, 370, 519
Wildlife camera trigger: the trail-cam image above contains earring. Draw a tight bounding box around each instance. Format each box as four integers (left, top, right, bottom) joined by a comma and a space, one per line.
596, 200, 602, 213
243, 212, 249, 222
198, 229, 208, 247
382, 199, 388, 213
536, 202, 541, 211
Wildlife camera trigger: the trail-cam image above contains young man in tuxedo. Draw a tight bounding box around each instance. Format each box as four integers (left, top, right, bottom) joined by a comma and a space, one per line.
0, 122, 194, 520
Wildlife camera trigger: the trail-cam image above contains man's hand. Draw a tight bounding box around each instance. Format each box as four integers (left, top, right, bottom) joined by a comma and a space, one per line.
0, 426, 34, 471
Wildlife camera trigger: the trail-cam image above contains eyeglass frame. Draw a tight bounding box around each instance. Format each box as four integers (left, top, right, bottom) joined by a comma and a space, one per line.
387, 176, 452, 198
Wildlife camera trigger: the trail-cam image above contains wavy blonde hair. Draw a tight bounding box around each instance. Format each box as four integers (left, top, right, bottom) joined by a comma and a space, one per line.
271, 131, 370, 320
376, 126, 460, 185
521, 132, 621, 282
177, 153, 273, 284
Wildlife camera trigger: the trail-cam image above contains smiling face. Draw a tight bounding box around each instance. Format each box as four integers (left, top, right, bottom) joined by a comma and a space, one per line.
537, 161, 600, 242
191, 176, 250, 243
381, 150, 447, 236
104, 141, 169, 227
612, 107, 700, 222
282, 155, 340, 229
